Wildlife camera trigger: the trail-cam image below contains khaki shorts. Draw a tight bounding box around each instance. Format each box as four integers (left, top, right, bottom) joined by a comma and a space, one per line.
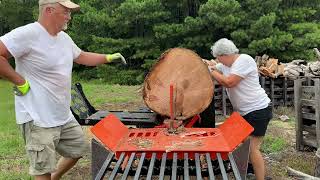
20, 119, 89, 176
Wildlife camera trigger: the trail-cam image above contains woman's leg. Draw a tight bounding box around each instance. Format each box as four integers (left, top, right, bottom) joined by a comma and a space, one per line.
250, 136, 265, 180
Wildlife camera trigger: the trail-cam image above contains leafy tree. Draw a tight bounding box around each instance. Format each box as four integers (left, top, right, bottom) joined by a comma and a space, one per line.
0, 0, 37, 35
2, 0, 320, 84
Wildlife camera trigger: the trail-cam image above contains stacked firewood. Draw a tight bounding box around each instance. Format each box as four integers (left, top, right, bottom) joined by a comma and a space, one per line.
283, 60, 306, 79
256, 48, 320, 79
255, 55, 285, 78
283, 48, 320, 79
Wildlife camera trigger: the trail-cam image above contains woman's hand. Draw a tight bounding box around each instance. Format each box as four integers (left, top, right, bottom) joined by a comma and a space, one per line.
202, 59, 217, 66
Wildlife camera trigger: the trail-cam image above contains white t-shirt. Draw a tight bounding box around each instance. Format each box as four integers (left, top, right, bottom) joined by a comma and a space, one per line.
0, 22, 82, 127
216, 54, 270, 115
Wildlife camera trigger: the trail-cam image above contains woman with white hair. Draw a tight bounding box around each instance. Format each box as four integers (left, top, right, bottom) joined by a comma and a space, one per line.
208, 38, 272, 180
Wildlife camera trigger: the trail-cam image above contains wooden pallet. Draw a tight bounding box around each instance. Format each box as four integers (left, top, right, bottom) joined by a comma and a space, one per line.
294, 77, 320, 150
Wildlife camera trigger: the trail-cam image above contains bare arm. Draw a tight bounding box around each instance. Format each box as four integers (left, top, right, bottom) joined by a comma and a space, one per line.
74, 51, 108, 66
0, 41, 25, 85
210, 70, 242, 88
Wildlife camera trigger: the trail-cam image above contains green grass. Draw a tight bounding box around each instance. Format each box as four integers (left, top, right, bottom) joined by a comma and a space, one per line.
261, 135, 288, 154
0, 80, 30, 179
77, 80, 142, 107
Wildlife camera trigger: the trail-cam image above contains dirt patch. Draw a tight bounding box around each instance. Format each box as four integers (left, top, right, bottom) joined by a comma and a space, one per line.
62, 157, 91, 180
264, 116, 317, 179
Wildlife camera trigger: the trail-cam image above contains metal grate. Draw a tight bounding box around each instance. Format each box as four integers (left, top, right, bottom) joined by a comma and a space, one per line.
92, 139, 250, 180
95, 152, 242, 180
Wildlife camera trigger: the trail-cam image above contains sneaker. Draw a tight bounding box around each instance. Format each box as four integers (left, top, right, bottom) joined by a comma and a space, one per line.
247, 163, 255, 174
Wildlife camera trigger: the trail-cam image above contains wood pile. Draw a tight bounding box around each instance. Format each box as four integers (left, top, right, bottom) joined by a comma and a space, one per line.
256, 48, 320, 79
283, 59, 306, 79
256, 55, 285, 78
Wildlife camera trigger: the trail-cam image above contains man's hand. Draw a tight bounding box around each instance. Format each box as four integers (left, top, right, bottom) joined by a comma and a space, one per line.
105, 53, 127, 65
13, 80, 30, 96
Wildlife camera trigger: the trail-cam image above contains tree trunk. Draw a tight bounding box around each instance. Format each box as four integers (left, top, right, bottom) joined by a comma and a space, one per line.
143, 48, 214, 120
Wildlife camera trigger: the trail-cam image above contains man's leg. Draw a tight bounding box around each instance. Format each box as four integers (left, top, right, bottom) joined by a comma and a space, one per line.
54, 119, 88, 179
250, 136, 265, 180
35, 174, 51, 180
51, 157, 80, 180
20, 121, 59, 179
34, 174, 51, 180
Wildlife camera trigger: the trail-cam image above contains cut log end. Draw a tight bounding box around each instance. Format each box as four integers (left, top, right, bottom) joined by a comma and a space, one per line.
143, 48, 214, 120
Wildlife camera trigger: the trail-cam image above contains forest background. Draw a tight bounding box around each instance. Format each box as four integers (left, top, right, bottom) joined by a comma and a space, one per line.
1, 0, 320, 85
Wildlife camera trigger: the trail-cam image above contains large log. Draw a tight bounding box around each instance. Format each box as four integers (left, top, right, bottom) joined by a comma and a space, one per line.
143, 48, 214, 120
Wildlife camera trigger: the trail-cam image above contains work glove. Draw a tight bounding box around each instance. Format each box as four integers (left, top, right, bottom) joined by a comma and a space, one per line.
202, 59, 217, 66
105, 53, 127, 65
208, 65, 216, 72
13, 80, 30, 96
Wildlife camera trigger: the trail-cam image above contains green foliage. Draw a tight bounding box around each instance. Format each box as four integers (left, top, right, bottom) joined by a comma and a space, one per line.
199, 0, 241, 32
0, 0, 37, 35
250, 13, 277, 39
2, 0, 320, 84
73, 64, 144, 85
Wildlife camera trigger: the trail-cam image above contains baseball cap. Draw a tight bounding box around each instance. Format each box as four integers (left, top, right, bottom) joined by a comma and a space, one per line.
39, 0, 80, 11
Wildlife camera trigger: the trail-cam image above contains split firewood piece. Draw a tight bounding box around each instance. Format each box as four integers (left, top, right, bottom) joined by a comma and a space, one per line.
259, 67, 276, 78
277, 64, 285, 76
266, 58, 278, 73
143, 48, 214, 120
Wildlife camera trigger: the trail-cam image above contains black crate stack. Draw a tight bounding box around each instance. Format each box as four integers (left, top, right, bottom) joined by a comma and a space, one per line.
213, 76, 295, 117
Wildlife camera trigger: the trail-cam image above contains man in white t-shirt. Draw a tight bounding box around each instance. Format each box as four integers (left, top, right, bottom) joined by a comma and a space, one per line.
207, 38, 272, 180
0, 0, 126, 179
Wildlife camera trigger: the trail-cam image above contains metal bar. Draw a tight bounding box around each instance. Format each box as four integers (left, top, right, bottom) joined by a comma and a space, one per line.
228, 153, 241, 180
217, 153, 228, 180
109, 152, 126, 180
195, 153, 202, 180
184, 153, 190, 180
121, 153, 136, 180
134, 152, 146, 180
146, 153, 157, 180
206, 153, 215, 180
94, 152, 115, 180
169, 84, 175, 132
159, 153, 167, 180
170, 84, 174, 120
172, 153, 178, 180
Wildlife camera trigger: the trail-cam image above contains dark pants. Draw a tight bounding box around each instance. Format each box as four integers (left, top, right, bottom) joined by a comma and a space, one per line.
197, 96, 215, 128
242, 105, 273, 136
